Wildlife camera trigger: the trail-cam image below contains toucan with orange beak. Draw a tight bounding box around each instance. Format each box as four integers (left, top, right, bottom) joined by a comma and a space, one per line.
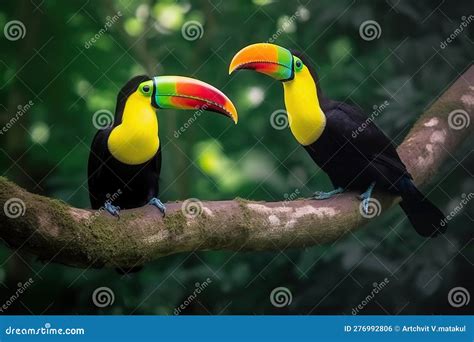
88, 75, 237, 218
229, 43, 446, 237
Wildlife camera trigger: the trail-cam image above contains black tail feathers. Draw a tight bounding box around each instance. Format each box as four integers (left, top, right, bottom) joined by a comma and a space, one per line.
398, 178, 447, 237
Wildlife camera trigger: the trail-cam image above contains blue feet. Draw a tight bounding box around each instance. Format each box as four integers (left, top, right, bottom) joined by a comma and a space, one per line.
104, 201, 121, 218
149, 197, 166, 217
312, 187, 344, 200
358, 182, 376, 215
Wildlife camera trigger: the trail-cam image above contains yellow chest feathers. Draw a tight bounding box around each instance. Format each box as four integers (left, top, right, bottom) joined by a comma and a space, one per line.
282, 66, 326, 146
108, 92, 159, 165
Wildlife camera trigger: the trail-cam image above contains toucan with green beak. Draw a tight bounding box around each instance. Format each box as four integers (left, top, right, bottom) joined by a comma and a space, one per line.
229, 43, 446, 237
88, 75, 237, 218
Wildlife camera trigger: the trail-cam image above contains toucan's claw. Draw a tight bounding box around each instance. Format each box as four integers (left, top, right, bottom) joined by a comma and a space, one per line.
358, 182, 376, 214
104, 202, 121, 218
149, 197, 166, 217
312, 187, 344, 200
358, 182, 376, 201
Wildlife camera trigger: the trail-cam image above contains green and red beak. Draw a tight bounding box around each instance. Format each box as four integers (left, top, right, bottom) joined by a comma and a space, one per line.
229, 43, 294, 81
150, 76, 238, 124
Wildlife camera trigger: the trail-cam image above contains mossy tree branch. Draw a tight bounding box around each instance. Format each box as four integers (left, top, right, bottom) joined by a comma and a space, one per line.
0, 66, 473, 269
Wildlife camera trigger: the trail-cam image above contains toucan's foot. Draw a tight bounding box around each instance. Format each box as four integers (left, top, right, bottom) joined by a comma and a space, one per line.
358, 182, 376, 215
312, 187, 344, 200
149, 197, 166, 217
104, 202, 121, 218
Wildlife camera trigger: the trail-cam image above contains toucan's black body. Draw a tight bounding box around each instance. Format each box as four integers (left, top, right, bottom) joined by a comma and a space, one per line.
294, 52, 446, 237
303, 99, 408, 193
88, 130, 161, 210
88, 76, 161, 211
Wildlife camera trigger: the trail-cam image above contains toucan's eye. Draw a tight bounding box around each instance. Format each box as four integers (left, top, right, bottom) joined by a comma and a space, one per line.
295, 59, 303, 71
139, 83, 152, 96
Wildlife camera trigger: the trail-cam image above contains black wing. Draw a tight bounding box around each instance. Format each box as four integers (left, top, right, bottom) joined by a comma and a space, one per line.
87, 127, 112, 209
324, 101, 410, 178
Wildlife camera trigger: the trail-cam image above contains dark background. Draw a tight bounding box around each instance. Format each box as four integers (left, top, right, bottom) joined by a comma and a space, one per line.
0, 0, 472, 314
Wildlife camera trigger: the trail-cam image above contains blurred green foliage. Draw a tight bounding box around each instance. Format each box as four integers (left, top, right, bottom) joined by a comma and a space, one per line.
0, 0, 472, 314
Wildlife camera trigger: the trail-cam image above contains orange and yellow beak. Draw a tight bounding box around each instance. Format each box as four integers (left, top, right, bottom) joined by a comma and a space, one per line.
151, 76, 238, 124
229, 43, 294, 81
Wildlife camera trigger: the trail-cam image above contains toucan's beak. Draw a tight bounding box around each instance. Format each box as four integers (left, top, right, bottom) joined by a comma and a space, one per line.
229, 43, 294, 81
151, 76, 238, 124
